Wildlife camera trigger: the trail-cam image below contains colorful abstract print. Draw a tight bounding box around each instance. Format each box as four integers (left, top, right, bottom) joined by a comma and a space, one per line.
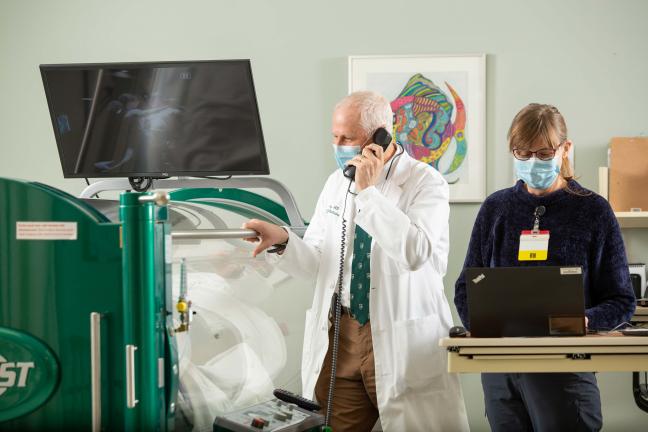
391, 74, 467, 181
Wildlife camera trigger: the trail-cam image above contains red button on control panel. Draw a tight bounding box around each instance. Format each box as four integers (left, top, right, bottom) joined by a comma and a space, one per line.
251, 417, 266, 429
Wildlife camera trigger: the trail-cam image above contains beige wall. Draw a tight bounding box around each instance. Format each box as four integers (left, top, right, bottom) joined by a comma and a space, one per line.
2, 0, 648, 429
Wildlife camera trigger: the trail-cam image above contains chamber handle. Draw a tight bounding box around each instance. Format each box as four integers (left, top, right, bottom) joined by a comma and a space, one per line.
171, 229, 258, 240
126, 344, 139, 408
90, 312, 102, 432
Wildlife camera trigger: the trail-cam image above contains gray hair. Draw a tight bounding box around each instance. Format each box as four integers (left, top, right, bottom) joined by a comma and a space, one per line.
335, 91, 393, 137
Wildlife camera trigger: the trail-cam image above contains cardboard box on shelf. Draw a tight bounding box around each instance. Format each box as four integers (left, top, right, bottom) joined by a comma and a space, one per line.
609, 137, 648, 212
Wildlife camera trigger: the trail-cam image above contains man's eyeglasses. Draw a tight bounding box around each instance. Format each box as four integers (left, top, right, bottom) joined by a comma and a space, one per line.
512, 143, 563, 161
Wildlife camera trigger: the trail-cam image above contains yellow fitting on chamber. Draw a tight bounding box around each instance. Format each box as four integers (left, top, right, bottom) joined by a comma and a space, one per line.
177, 301, 188, 313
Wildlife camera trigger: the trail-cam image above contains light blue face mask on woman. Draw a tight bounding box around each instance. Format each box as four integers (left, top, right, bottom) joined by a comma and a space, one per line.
515, 157, 561, 190
332, 144, 361, 170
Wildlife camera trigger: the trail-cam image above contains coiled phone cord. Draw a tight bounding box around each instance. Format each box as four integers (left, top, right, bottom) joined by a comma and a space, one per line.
324, 180, 353, 429
323, 146, 404, 429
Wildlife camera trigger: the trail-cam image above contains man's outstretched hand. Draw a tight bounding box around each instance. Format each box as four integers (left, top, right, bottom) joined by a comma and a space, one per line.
242, 219, 289, 257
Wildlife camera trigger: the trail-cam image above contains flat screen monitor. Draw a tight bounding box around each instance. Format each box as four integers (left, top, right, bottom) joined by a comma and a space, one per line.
40, 60, 269, 178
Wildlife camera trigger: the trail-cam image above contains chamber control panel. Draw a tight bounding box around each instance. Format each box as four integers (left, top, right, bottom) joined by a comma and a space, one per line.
213, 398, 324, 432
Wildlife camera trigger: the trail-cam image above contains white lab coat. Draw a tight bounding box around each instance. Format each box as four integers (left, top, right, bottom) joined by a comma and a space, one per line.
268, 150, 469, 431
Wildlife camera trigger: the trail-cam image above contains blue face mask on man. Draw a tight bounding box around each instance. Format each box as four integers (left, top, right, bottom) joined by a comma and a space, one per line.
332, 144, 361, 170
515, 156, 561, 190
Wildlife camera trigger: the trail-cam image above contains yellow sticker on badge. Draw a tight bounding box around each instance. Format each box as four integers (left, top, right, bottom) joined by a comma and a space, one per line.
518, 230, 550, 261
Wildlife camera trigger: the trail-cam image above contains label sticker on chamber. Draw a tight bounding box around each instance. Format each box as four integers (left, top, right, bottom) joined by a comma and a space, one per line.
16, 222, 77, 240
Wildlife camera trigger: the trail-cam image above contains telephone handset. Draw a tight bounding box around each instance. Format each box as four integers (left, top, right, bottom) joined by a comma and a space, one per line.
343, 127, 392, 180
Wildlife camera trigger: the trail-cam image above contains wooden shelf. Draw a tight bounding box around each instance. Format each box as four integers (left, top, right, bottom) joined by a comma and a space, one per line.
615, 212, 648, 228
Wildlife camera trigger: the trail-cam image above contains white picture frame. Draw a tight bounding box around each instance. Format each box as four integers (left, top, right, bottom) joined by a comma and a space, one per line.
349, 54, 486, 202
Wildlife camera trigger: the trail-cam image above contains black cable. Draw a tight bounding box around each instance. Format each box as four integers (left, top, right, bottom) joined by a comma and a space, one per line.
200, 175, 233, 180
324, 178, 353, 429
385, 142, 405, 181
128, 176, 153, 192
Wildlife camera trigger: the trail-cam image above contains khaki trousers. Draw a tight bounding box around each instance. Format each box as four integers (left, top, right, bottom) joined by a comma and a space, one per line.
314, 314, 379, 432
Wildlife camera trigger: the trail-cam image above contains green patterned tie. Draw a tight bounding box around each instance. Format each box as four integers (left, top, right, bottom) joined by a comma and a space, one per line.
350, 224, 372, 325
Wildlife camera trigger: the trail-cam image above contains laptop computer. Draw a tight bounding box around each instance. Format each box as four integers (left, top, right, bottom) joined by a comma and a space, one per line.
466, 266, 586, 337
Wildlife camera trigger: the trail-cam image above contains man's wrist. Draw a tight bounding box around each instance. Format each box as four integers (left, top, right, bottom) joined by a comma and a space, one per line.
267, 227, 289, 254
280, 227, 290, 244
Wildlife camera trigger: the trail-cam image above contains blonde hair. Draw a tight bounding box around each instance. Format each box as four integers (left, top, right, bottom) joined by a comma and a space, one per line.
508, 103, 573, 180
335, 91, 393, 137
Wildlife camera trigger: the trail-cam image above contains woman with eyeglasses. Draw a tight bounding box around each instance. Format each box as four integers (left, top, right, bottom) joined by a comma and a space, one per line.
454, 103, 636, 431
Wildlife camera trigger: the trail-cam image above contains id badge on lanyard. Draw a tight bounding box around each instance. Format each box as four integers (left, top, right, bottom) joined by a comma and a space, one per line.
518, 206, 550, 261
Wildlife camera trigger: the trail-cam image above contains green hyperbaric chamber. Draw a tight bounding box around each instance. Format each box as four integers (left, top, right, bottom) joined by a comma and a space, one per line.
0, 178, 312, 431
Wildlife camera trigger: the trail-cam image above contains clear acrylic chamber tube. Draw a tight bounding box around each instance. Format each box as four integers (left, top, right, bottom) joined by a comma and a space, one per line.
169, 201, 312, 431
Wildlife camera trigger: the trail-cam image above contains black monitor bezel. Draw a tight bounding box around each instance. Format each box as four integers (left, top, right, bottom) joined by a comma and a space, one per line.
40, 59, 270, 178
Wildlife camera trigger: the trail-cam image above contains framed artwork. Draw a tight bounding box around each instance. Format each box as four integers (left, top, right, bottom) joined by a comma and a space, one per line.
349, 54, 486, 202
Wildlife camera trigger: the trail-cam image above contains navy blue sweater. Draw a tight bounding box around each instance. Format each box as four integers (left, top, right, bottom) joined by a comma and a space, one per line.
454, 180, 636, 331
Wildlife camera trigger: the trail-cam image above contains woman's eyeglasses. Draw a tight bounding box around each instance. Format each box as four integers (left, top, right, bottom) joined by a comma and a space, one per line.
512, 143, 563, 161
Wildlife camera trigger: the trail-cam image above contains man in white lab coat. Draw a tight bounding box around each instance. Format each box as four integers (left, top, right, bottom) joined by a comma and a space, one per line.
243, 91, 469, 432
